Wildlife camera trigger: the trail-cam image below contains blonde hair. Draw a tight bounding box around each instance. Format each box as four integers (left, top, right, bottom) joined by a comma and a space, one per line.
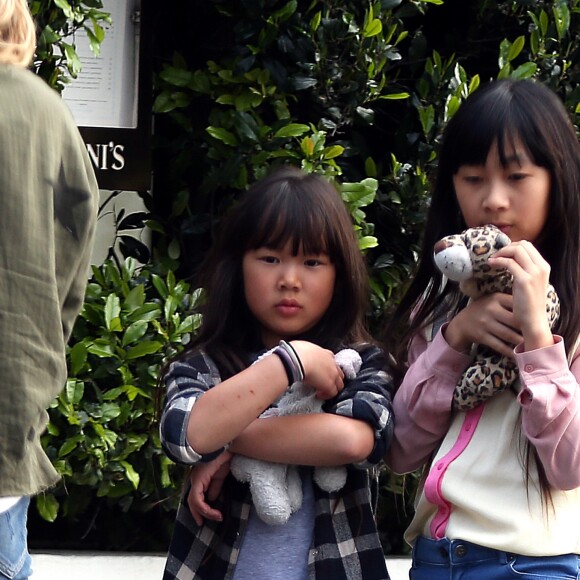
0, 0, 36, 66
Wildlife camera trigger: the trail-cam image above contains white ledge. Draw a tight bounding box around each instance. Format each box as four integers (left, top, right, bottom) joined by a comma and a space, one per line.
30, 552, 411, 579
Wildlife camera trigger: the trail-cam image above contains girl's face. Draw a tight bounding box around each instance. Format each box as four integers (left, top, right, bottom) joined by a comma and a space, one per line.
242, 241, 336, 348
453, 140, 550, 243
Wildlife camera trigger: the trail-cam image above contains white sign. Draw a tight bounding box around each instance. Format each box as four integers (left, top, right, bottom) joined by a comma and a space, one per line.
63, 0, 140, 128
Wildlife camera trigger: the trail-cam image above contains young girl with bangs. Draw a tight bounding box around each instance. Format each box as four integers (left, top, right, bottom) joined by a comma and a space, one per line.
159, 166, 394, 579
385, 78, 580, 579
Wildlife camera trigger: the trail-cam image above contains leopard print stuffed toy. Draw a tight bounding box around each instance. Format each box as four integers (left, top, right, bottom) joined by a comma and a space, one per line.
433, 225, 560, 410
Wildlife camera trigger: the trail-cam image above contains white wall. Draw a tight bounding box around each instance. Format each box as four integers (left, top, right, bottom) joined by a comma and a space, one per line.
92, 189, 151, 266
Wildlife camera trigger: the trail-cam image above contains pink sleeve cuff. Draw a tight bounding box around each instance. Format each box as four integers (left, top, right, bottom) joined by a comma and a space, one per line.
515, 336, 571, 406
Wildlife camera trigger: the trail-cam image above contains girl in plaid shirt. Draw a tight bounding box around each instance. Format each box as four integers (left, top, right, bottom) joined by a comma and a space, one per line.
159, 167, 394, 579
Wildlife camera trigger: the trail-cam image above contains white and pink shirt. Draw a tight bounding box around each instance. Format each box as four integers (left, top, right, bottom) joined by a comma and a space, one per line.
386, 325, 580, 556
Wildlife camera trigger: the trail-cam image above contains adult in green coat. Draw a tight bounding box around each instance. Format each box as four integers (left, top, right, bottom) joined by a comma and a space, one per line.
0, 1, 99, 577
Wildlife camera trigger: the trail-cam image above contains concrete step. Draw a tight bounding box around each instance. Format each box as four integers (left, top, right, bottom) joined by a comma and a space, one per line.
30, 552, 412, 579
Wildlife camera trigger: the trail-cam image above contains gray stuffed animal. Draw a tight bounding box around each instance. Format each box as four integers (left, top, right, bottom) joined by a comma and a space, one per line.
230, 349, 361, 525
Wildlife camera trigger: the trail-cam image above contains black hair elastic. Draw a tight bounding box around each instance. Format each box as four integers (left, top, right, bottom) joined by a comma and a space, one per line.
273, 340, 305, 385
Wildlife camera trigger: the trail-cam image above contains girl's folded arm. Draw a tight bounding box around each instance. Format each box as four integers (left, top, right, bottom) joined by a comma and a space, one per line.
231, 345, 395, 467
159, 354, 220, 465
159, 351, 288, 464
229, 413, 375, 466
325, 344, 394, 467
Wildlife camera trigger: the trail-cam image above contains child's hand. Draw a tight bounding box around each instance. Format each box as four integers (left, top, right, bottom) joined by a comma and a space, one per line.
187, 451, 232, 526
488, 240, 554, 350
445, 292, 523, 358
288, 340, 345, 400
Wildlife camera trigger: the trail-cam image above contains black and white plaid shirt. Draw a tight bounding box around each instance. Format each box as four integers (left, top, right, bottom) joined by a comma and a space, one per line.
160, 344, 394, 579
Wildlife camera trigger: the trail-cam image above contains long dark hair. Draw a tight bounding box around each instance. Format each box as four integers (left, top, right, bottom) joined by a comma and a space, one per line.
180, 166, 372, 379
387, 78, 580, 369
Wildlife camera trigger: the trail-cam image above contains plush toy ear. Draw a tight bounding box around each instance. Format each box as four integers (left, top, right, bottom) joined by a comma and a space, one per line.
494, 231, 511, 250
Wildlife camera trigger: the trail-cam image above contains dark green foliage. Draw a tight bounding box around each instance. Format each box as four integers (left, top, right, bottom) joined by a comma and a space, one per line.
36, 257, 200, 549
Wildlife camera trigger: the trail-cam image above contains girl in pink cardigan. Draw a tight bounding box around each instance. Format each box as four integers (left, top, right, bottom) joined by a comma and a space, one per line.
385, 79, 580, 579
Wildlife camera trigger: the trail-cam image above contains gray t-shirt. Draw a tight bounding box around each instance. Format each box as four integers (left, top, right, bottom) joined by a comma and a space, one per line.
233, 469, 315, 579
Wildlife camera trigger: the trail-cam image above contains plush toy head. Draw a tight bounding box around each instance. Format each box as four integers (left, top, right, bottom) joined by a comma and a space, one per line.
433, 225, 560, 410
433, 224, 513, 298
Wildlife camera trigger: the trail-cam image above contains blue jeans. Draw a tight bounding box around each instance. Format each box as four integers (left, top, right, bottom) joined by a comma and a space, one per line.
0, 498, 32, 580
411, 536, 580, 580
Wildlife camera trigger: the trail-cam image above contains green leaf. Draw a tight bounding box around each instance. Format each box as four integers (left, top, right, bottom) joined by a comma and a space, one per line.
168, 238, 181, 260
358, 236, 378, 250
292, 75, 317, 90
127, 303, 162, 323
63, 42, 82, 77
234, 91, 262, 111
53, 0, 74, 19
363, 19, 382, 38
497, 63, 512, 79
65, 379, 84, 405
380, 92, 410, 100
120, 461, 140, 489
340, 179, 378, 209
206, 126, 238, 146
322, 145, 344, 160
46, 421, 60, 436
122, 320, 148, 346
160, 67, 193, 87
191, 70, 211, 92
445, 95, 461, 121
310, 11, 321, 31
271, 0, 297, 22
177, 314, 202, 334
69, 342, 87, 375
125, 341, 163, 359
58, 436, 82, 458
507, 36, 525, 62
273, 124, 310, 138
539, 10, 549, 36
216, 94, 235, 106
99, 404, 122, 421
529, 29, 539, 56
511, 62, 537, 80
124, 285, 145, 311
552, 1, 570, 39
167, 270, 176, 292
102, 387, 126, 401
123, 385, 151, 402
151, 274, 169, 299
87, 339, 116, 358
105, 294, 121, 331
153, 92, 177, 114
418, 105, 435, 136
164, 295, 179, 321
36, 494, 59, 523
365, 157, 377, 178
498, 38, 509, 69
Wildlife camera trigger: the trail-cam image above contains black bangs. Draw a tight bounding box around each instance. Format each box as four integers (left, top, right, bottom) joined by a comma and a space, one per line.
244, 183, 335, 258
443, 83, 550, 174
